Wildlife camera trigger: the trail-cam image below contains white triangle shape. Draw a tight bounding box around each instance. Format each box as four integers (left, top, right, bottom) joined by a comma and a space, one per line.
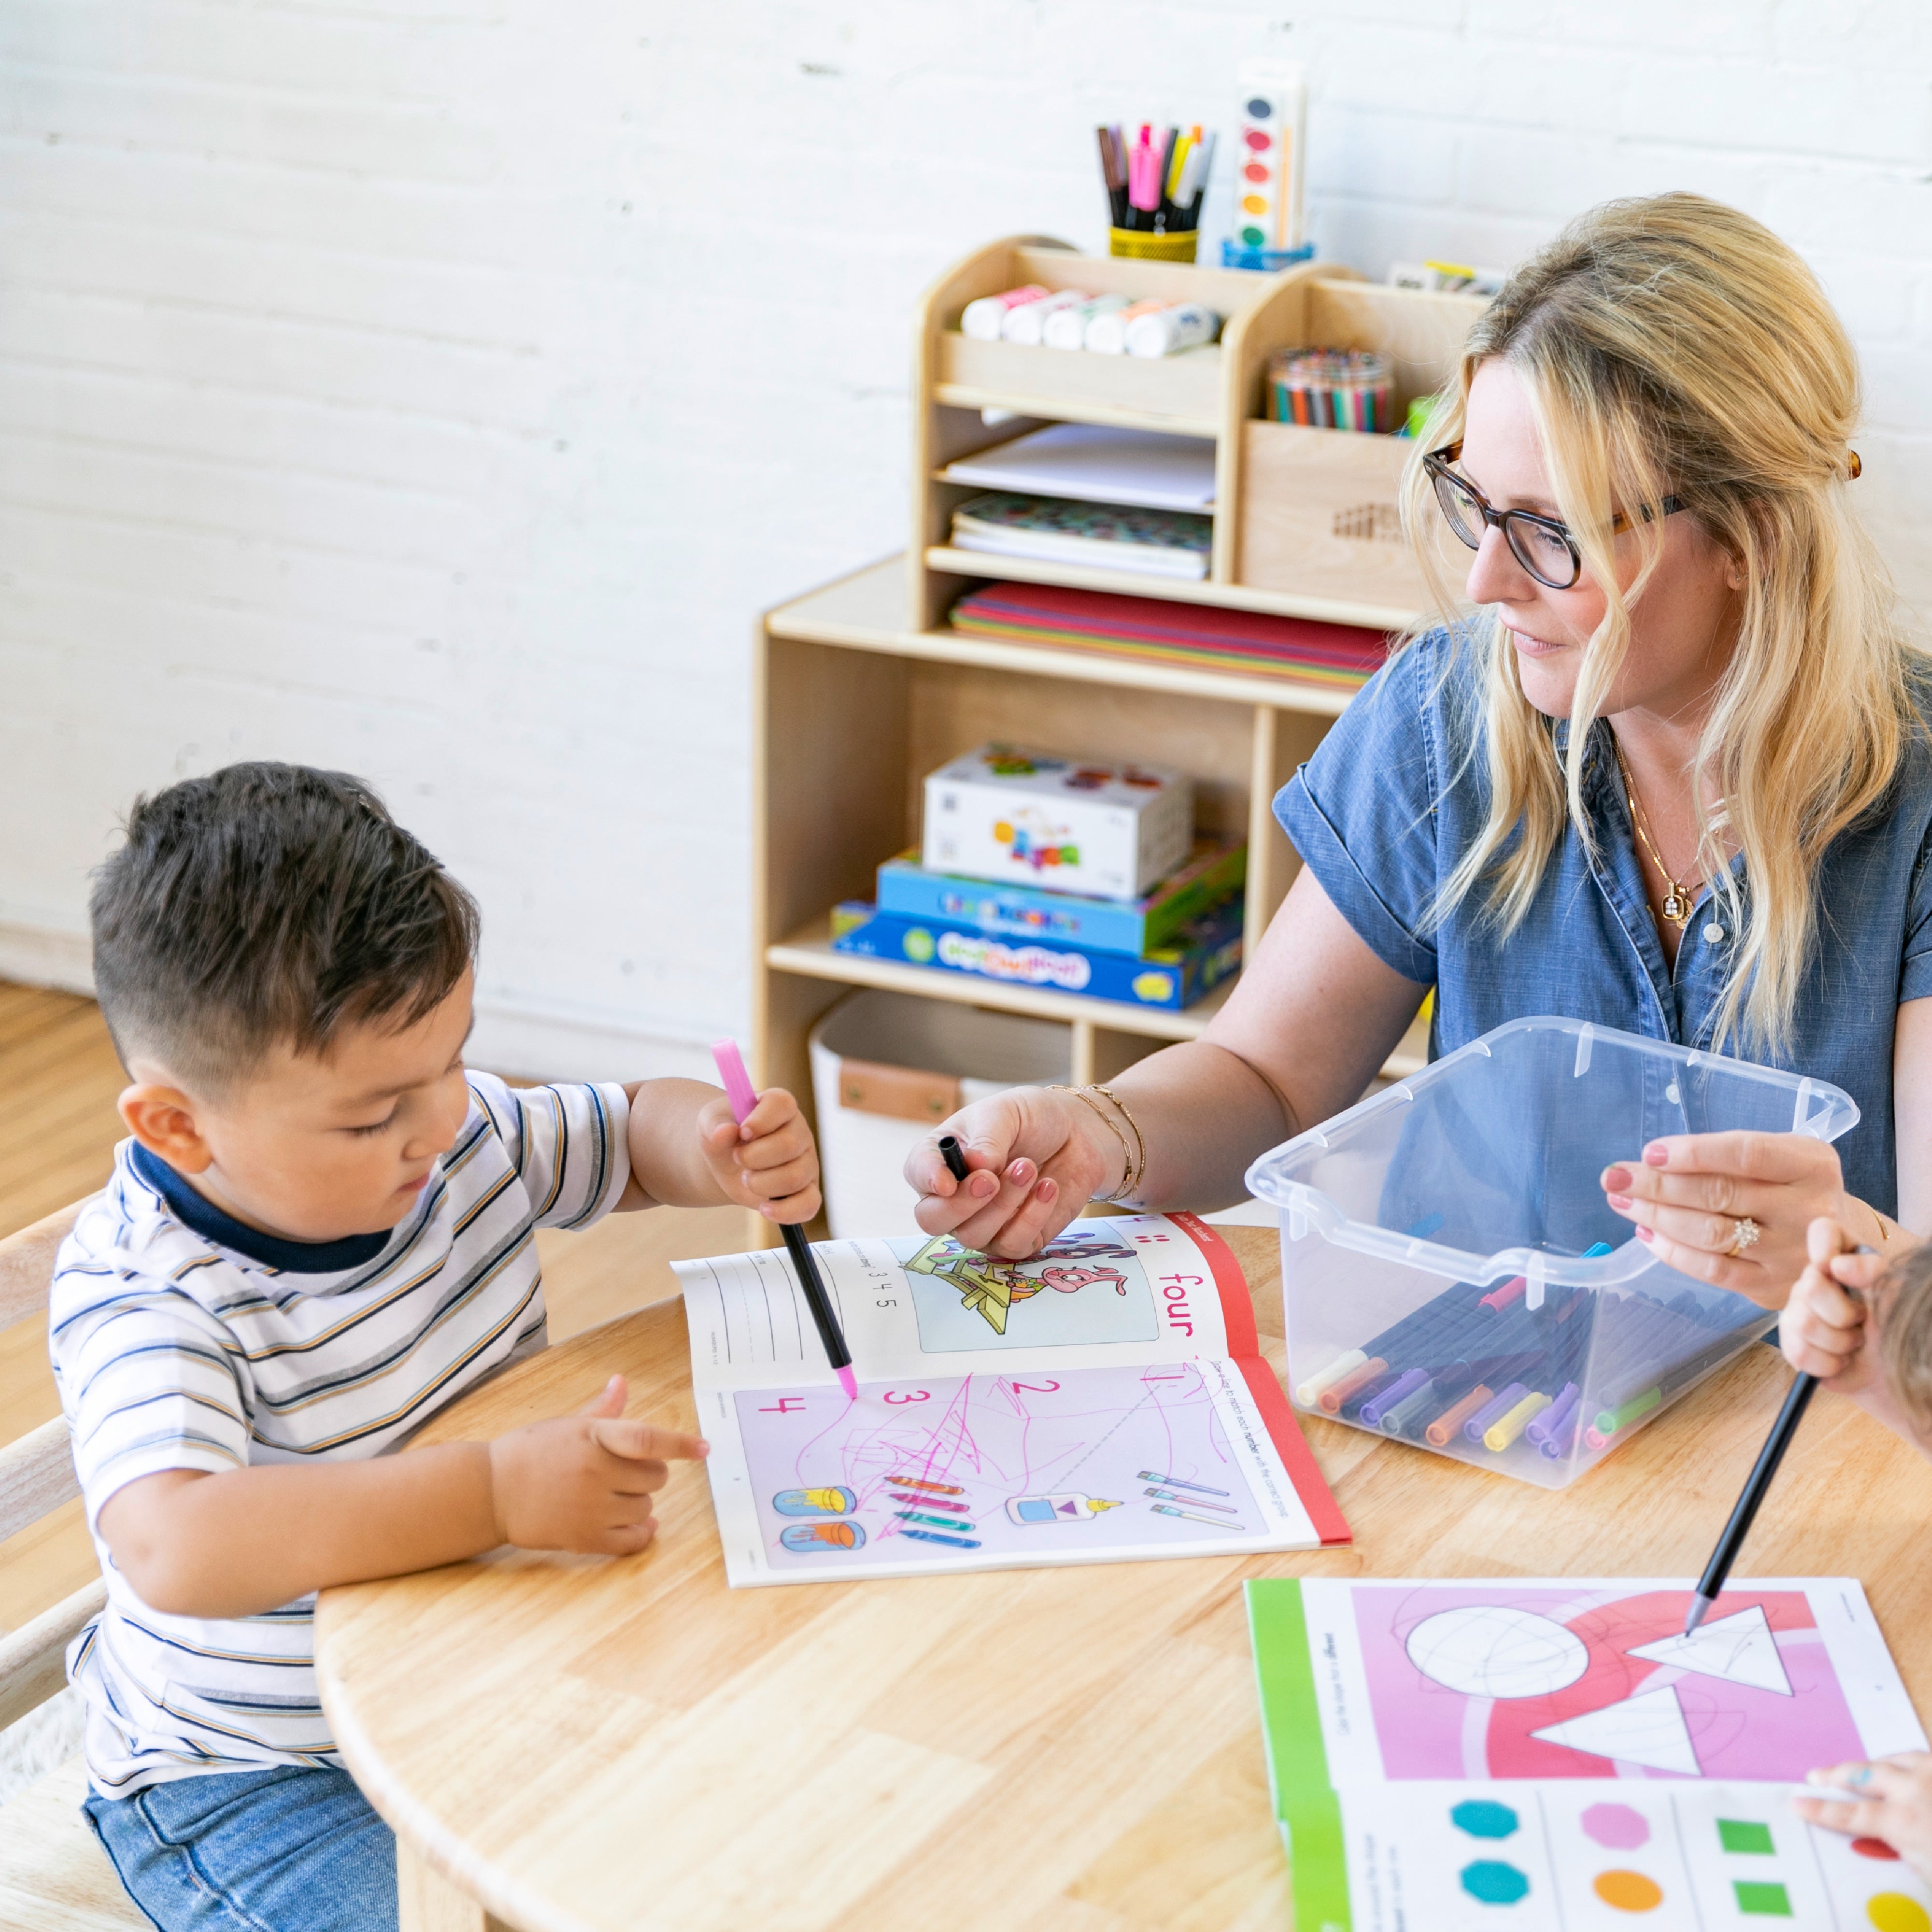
1530, 1684, 1701, 1776
1625, 1605, 1792, 1697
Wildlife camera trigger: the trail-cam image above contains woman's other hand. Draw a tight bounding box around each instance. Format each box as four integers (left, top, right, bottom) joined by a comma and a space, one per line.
1599, 1131, 1856, 1306
903, 1087, 1122, 1258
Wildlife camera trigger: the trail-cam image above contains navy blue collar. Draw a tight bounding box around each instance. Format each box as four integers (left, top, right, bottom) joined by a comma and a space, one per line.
129, 1143, 392, 1274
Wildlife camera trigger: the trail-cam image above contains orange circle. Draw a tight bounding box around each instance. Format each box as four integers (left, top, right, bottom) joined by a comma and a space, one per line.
1593, 1870, 1664, 1913
1867, 1894, 1931, 1932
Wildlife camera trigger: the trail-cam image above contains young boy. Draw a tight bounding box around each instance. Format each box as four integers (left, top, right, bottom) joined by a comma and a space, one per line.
53, 762, 819, 1932
1781, 1213, 1932, 1880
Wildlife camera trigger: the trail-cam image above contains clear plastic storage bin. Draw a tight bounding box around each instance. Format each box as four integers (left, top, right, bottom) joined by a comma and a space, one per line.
1243, 1017, 1858, 1488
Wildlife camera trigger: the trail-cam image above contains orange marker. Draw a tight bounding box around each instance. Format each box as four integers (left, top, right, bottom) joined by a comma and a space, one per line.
1426, 1385, 1493, 1447
1319, 1357, 1388, 1414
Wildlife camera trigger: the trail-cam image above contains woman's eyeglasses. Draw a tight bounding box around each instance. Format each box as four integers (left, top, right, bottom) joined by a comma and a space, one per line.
1423, 440, 1683, 591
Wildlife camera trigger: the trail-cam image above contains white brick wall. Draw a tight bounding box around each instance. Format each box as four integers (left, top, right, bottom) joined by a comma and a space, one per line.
1, 1, 1927, 1078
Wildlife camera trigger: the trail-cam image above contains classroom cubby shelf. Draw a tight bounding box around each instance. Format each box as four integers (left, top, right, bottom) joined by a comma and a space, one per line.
751, 241, 1476, 1243
753, 555, 1429, 1217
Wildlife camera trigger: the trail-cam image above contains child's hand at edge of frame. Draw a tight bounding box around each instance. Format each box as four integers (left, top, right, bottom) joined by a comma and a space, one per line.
1793, 1753, 1932, 1886
1780, 1213, 1889, 1400
698, 1084, 821, 1223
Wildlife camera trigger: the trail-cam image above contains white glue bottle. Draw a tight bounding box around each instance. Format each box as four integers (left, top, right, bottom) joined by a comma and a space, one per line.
960, 284, 1050, 341
1002, 288, 1091, 346
1125, 303, 1222, 358
1086, 297, 1171, 355
1043, 292, 1128, 351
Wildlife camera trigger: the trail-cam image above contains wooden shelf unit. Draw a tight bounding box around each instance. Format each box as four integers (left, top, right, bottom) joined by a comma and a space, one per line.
752, 557, 1429, 1169
749, 241, 1479, 1236
909, 235, 1488, 631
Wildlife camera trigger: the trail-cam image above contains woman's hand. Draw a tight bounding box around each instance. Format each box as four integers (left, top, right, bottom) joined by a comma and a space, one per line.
1599, 1131, 1860, 1306
903, 1087, 1123, 1258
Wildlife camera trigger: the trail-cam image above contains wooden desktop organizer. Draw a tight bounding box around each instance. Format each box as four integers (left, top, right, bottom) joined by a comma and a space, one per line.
751, 237, 1484, 1234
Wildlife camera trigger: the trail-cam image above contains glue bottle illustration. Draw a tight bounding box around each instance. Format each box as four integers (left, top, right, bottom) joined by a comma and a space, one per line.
1004, 1493, 1123, 1525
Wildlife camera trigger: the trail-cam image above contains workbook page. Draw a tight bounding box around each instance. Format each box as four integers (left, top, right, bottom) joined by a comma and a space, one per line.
1248, 1577, 1931, 1932
673, 1212, 1239, 1389
673, 1215, 1350, 1586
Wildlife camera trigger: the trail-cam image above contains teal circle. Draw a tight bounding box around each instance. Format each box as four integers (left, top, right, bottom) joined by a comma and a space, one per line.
1240, 225, 1266, 245
1460, 1861, 1530, 1905
1451, 1800, 1520, 1841
901, 926, 935, 963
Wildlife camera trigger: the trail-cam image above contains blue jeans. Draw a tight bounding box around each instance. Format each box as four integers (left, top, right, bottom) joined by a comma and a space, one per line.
84, 1767, 397, 1932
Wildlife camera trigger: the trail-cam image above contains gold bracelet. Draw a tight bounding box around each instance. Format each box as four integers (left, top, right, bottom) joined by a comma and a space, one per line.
1868, 1199, 1893, 1245
1049, 1085, 1138, 1202
1089, 1084, 1148, 1199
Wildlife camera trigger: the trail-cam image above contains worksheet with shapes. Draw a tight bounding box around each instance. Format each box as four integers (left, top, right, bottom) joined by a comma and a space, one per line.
672, 1214, 1350, 1585
1249, 1576, 1932, 1932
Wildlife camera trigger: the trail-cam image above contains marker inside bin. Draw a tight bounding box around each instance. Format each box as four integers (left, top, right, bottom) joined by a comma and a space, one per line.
1244, 1016, 1858, 1489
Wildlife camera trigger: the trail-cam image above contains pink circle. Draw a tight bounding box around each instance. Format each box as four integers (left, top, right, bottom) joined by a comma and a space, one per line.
1245, 129, 1271, 150
1581, 1803, 1651, 1850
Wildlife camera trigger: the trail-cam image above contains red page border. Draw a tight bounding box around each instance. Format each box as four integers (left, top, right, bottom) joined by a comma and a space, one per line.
1170, 1212, 1353, 1548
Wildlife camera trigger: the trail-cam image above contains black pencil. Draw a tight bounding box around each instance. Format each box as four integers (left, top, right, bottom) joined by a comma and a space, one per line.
938, 1134, 971, 1184
1683, 1247, 1873, 1633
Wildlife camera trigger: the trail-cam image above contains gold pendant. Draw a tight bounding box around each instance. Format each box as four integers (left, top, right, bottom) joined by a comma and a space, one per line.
1663, 891, 1688, 926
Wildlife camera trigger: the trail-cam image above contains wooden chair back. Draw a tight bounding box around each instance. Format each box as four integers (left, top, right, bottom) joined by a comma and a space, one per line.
0, 1201, 105, 1730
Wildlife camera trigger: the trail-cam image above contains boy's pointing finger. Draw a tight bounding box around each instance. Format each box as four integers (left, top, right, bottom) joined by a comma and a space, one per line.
591, 1419, 710, 1464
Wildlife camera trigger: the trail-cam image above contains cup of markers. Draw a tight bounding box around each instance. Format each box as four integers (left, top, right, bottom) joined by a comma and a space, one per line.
1267, 346, 1395, 433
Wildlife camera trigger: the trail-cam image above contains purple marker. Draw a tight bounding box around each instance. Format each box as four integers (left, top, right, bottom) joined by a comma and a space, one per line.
1526, 1382, 1580, 1446
1464, 1382, 1528, 1443
1357, 1367, 1430, 1428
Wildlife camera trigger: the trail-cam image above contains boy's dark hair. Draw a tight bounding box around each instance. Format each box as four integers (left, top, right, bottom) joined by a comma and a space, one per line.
91, 763, 480, 1092
1880, 1244, 1932, 1436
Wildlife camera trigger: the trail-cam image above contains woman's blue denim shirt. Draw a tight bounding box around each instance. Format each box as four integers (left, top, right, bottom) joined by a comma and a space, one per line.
1275, 629, 1932, 1217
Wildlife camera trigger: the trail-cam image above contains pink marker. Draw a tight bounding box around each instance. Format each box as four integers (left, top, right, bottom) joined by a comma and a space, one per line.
711, 1039, 857, 1402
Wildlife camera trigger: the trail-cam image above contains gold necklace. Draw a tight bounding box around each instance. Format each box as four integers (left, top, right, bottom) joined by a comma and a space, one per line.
1615, 743, 1699, 930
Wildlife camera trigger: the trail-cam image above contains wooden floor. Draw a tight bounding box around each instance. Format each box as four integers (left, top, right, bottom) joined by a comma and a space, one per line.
0, 981, 747, 1633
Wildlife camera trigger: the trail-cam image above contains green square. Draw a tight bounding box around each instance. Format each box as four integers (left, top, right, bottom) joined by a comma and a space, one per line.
1734, 1880, 1793, 1917
1718, 1818, 1776, 1855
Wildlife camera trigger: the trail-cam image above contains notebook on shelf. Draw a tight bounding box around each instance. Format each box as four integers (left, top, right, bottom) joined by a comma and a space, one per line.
949, 580, 1393, 693
939, 423, 1218, 511
949, 492, 1212, 580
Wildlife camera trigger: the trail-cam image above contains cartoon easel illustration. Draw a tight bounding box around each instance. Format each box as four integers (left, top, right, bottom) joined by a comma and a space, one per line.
904, 1232, 1136, 1335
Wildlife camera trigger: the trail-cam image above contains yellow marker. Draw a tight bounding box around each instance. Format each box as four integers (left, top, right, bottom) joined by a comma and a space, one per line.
1485, 1392, 1551, 1452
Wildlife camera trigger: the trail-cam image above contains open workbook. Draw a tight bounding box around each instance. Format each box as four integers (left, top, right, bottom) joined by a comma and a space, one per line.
1249, 1576, 1932, 1931
670, 1213, 1348, 1586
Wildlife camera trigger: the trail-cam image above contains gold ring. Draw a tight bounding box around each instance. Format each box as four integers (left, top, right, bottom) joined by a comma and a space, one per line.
1728, 1216, 1761, 1257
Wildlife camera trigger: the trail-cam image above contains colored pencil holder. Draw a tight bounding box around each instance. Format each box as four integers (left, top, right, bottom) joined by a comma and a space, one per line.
1109, 227, 1198, 263
1247, 1016, 1859, 1490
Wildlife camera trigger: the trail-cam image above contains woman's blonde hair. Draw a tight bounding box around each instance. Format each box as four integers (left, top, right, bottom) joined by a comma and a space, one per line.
1398, 192, 1910, 1053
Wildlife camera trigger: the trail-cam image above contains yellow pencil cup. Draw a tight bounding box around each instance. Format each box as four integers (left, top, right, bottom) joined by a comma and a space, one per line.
1109, 227, 1197, 263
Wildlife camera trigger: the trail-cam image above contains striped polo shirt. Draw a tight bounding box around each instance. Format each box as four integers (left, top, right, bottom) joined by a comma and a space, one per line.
50, 1070, 630, 1799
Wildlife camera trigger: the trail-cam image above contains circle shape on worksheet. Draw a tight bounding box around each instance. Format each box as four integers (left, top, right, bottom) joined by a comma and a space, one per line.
1405, 1605, 1590, 1699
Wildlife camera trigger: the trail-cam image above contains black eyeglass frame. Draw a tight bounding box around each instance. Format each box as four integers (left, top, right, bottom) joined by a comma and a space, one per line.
1423, 439, 1685, 591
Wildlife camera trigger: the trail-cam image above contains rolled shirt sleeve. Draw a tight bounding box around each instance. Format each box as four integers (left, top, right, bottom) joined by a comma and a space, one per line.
1274, 635, 1449, 987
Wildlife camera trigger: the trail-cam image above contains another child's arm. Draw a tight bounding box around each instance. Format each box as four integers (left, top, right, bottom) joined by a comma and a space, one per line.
97, 1373, 706, 1621
1781, 1214, 1923, 1449
615, 1078, 820, 1223
1794, 1755, 1932, 1883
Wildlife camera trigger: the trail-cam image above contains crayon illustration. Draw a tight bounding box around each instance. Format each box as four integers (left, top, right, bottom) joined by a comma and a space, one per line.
780, 1520, 866, 1553
772, 1486, 858, 1517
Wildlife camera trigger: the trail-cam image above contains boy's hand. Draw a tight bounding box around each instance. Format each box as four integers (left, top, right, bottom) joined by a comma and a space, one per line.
1795, 1753, 1932, 1883
1781, 1215, 1888, 1396
487, 1374, 707, 1556
700, 1083, 821, 1223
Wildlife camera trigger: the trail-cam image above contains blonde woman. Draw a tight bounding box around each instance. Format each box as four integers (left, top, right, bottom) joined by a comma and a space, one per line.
909, 193, 1932, 1303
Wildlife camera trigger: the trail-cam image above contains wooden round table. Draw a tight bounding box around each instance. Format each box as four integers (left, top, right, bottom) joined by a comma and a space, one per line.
315, 1227, 1932, 1932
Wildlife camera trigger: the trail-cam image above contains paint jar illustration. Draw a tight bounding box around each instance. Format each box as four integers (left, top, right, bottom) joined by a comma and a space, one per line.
780, 1521, 866, 1552
1004, 1493, 1122, 1525
772, 1486, 858, 1517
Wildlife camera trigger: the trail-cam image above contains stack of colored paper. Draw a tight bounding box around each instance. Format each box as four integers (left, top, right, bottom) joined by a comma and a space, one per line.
948, 581, 1391, 692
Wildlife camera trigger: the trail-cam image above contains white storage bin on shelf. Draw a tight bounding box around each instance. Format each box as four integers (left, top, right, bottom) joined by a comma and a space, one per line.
1244, 1016, 1859, 1490
809, 989, 1072, 1238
